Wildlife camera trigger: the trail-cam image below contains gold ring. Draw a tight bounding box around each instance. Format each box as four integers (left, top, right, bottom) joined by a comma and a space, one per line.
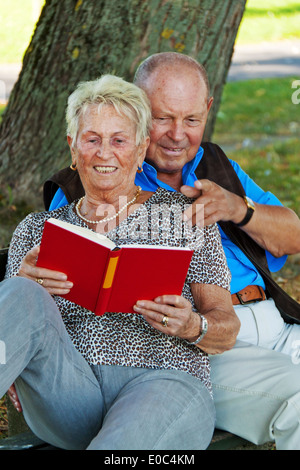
161, 316, 169, 327
35, 278, 44, 286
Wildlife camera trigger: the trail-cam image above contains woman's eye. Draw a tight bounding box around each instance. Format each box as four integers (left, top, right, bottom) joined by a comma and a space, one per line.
86, 137, 99, 144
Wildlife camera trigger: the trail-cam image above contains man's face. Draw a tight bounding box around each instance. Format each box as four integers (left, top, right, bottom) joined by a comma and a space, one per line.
144, 67, 213, 178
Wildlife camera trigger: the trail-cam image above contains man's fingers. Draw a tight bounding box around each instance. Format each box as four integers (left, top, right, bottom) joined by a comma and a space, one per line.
180, 184, 201, 198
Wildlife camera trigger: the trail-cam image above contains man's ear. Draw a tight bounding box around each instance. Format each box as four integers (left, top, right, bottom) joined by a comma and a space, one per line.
207, 96, 214, 113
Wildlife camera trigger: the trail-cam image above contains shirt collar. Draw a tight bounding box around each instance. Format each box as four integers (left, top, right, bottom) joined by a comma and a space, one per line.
134, 146, 204, 192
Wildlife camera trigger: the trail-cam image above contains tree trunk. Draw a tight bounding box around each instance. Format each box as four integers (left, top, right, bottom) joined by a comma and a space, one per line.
0, 0, 246, 208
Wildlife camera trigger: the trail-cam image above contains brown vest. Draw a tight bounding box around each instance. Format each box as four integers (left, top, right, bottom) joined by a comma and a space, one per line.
43, 142, 300, 324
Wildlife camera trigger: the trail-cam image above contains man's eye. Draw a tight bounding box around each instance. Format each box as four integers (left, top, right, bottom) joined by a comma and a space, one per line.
154, 117, 170, 123
187, 119, 200, 126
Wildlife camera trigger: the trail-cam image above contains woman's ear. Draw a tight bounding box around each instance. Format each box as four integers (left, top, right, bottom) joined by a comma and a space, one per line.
67, 135, 77, 166
138, 136, 150, 166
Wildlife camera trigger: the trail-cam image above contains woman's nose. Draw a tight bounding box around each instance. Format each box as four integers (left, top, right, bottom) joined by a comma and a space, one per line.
96, 140, 112, 158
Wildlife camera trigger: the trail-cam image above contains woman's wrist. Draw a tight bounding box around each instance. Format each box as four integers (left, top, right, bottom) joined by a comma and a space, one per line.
185, 313, 208, 345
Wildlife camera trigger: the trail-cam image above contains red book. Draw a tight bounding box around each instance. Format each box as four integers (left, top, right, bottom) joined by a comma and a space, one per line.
37, 218, 193, 315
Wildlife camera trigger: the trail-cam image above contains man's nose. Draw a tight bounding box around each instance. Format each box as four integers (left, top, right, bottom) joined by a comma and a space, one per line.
167, 121, 185, 142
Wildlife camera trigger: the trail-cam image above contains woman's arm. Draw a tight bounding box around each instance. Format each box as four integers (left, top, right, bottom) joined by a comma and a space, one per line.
190, 283, 240, 354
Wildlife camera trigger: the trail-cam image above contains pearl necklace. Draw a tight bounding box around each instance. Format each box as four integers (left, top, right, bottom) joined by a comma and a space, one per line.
75, 186, 142, 225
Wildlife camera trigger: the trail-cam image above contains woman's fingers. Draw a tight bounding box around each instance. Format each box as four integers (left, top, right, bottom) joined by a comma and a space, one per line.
7, 384, 22, 412
18, 245, 73, 294
133, 295, 198, 339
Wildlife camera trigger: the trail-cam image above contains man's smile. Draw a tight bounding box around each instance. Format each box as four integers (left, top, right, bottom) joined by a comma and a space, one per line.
160, 145, 186, 155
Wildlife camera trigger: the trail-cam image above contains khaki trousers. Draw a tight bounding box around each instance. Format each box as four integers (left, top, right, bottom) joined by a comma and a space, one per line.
210, 299, 300, 450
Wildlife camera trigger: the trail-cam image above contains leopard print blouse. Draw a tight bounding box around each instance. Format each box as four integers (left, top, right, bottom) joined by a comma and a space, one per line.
5, 188, 231, 395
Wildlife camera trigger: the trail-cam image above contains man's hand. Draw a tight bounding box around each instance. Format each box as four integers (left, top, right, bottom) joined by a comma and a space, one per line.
181, 179, 247, 227
181, 179, 300, 256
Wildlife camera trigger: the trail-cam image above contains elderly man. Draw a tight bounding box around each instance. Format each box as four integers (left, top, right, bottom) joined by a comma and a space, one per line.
37, 53, 300, 449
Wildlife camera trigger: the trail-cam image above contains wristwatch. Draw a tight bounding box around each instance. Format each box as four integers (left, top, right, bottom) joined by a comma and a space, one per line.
187, 314, 208, 345
236, 196, 255, 227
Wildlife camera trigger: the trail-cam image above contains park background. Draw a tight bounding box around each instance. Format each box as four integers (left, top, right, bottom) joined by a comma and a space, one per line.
0, 0, 300, 441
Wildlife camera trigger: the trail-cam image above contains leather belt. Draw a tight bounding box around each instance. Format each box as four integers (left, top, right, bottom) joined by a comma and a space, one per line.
231, 285, 266, 305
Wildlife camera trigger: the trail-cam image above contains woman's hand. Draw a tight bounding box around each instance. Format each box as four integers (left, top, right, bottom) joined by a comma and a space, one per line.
133, 295, 201, 342
7, 384, 22, 413
18, 245, 73, 295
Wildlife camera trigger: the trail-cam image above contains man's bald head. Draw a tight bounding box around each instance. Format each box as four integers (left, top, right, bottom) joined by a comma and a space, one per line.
134, 52, 211, 102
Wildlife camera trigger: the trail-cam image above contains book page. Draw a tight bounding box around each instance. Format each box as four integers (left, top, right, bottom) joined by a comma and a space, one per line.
47, 218, 116, 249
121, 244, 192, 251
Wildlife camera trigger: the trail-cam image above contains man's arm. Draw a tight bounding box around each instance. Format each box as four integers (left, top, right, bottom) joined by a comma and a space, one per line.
237, 200, 300, 257
181, 179, 300, 257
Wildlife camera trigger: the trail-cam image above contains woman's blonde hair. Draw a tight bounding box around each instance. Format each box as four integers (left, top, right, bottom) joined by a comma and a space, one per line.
66, 74, 152, 146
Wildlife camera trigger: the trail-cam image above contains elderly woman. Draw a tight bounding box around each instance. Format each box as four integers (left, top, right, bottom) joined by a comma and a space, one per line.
0, 75, 236, 450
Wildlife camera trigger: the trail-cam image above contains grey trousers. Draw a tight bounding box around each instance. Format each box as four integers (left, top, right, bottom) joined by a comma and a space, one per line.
0, 276, 215, 450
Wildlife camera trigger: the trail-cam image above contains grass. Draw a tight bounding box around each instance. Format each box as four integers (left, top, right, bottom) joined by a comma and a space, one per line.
214, 77, 300, 144
236, 0, 300, 44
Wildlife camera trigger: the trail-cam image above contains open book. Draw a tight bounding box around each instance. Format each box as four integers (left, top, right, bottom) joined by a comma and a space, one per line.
37, 218, 193, 315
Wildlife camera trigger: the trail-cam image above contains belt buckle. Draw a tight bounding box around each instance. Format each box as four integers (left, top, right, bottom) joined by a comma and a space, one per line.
236, 289, 264, 305
236, 292, 251, 305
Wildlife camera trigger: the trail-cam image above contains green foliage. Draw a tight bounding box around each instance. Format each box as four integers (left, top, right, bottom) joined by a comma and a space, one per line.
237, 0, 300, 43
0, 105, 5, 122
0, 0, 44, 63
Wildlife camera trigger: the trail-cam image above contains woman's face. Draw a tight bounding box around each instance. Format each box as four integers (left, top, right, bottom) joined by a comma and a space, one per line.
68, 104, 149, 199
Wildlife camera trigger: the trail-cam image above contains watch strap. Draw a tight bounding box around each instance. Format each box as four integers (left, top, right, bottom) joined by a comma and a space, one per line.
236, 196, 255, 227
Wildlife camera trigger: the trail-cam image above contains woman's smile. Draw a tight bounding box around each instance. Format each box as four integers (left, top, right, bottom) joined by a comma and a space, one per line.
94, 165, 118, 174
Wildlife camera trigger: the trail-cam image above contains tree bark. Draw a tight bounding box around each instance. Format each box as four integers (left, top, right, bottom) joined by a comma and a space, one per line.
0, 0, 246, 207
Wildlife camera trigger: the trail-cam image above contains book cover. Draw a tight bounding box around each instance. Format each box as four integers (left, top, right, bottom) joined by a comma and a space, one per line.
37, 218, 193, 315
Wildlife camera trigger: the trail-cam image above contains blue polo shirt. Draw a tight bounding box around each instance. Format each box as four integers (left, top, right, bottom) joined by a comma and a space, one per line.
49, 146, 286, 293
